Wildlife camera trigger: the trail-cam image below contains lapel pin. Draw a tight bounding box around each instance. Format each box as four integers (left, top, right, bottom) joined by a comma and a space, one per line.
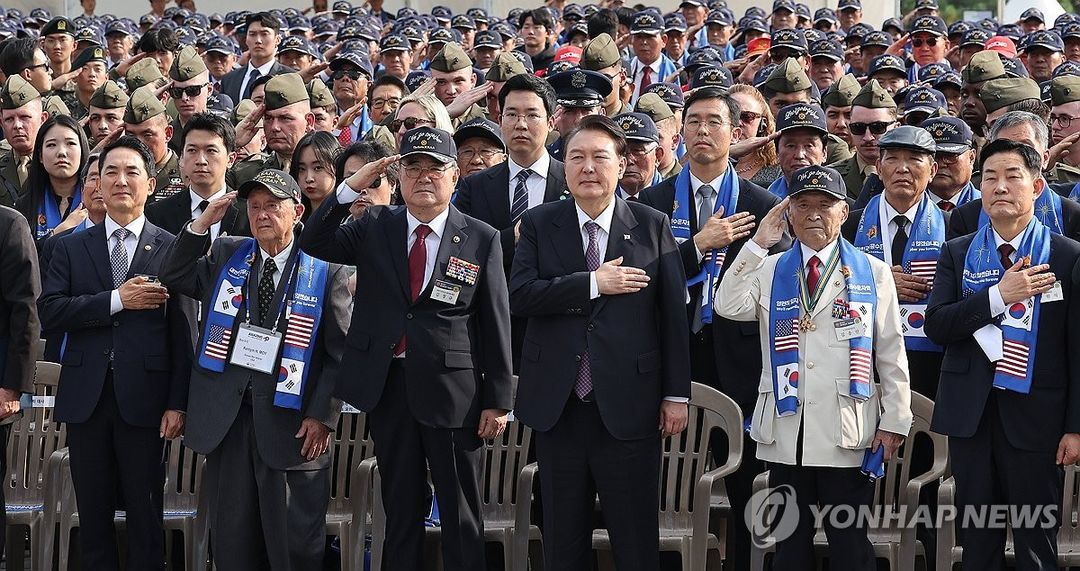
144, 244, 152, 251
452, 235, 460, 243
833, 280, 840, 287
623, 234, 630, 240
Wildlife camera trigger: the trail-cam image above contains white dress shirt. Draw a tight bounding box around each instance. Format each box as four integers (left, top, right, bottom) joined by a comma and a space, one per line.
630, 56, 662, 105
926, 190, 957, 211
507, 153, 551, 212
880, 197, 920, 267
190, 187, 228, 240
237, 59, 276, 101
107, 215, 147, 315
406, 208, 449, 294
257, 240, 294, 292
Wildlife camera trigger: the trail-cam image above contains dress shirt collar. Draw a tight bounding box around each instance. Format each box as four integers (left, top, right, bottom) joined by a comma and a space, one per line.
991, 226, 1025, 256
800, 238, 839, 269
575, 198, 616, 234
925, 190, 954, 208
190, 186, 228, 215
104, 214, 146, 240
258, 239, 294, 272
508, 152, 550, 181
406, 207, 450, 240
882, 194, 920, 227
635, 56, 661, 75
856, 154, 876, 176
688, 167, 727, 194
248, 59, 275, 77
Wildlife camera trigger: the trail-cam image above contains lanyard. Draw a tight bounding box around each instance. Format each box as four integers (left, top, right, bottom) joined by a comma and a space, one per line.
797, 245, 841, 314
240, 245, 302, 333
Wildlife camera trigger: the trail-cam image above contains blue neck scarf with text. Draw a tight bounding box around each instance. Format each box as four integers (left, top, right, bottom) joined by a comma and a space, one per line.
37, 183, 82, 240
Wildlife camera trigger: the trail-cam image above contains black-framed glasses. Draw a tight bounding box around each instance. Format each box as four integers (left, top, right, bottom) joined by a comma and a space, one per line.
458, 148, 502, 161
169, 83, 207, 99
24, 62, 49, 73
849, 121, 895, 135
389, 116, 435, 131
1051, 114, 1079, 129
402, 163, 453, 179
912, 37, 939, 48
332, 69, 364, 81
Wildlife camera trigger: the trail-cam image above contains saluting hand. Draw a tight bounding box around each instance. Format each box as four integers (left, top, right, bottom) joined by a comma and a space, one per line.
595, 256, 650, 295
234, 103, 265, 149
119, 276, 169, 310
296, 418, 332, 461
892, 266, 931, 302
477, 408, 509, 440
446, 83, 493, 119
998, 259, 1055, 305
190, 192, 238, 235
345, 154, 400, 193
750, 197, 789, 250
695, 206, 757, 252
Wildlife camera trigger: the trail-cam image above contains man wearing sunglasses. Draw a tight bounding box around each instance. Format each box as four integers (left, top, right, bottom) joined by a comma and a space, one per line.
904, 16, 951, 83
829, 80, 898, 202
166, 46, 233, 155
328, 51, 373, 146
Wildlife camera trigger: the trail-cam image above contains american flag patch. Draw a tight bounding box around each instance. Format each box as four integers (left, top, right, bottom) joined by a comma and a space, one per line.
997, 339, 1030, 378
205, 324, 231, 360
774, 318, 800, 352
850, 347, 873, 387
285, 312, 315, 349
908, 260, 937, 286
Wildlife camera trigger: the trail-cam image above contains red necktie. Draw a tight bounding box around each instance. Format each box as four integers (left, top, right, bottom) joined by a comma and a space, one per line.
639, 65, 651, 98
807, 255, 821, 295
338, 126, 353, 147
998, 244, 1015, 270
395, 224, 432, 356
938, 200, 954, 212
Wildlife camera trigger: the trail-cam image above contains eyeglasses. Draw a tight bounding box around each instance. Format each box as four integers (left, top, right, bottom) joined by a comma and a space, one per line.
911, 37, 940, 48
389, 116, 434, 131
402, 163, 454, 179
332, 69, 365, 81
626, 143, 658, 159
367, 175, 384, 189
502, 111, 546, 124
685, 117, 730, 131
24, 63, 49, 73
169, 83, 207, 99
1051, 114, 1079, 128
458, 148, 503, 161
370, 97, 401, 109
739, 111, 765, 124
849, 121, 895, 135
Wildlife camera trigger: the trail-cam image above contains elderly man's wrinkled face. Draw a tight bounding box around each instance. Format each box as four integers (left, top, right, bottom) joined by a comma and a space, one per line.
247, 187, 303, 246
620, 139, 659, 196
399, 155, 458, 211
878, 148, 937, 207
930, 148, 975, 198
456, 136, 505, 177
777, 130, 826, 178
2, 100, 46, 157
788, 191, 848, 249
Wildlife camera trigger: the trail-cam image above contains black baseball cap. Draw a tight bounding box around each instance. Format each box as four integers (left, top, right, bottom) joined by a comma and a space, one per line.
400, 127, 457, 164
789, 165, 846, 200
453, 118, 505, 152
238, 169, 302, 202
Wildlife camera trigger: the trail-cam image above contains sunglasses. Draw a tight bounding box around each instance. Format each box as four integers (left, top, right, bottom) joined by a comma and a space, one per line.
911, 37, 940, 48
332, 69, 365, 80
739, 111, 765, 123
849, 121, 895, 135
389, 116, 434, 131
169, 84, 207, 99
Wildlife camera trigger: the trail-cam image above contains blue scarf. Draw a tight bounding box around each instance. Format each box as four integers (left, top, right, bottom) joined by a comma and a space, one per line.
953, 181, 981, 207
198, 239, 331, 410
37, 183, 82, 240
767, 176, 788, 198
1070, 181, 1080, 201
961, 218, 1049, 394
671, 166, 739, 325
769, 239, 877, 416
979, 179, 1062, 235
854, 194, 944, 352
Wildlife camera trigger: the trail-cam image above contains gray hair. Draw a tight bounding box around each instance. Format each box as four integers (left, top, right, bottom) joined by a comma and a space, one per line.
988, 111, 1049, 153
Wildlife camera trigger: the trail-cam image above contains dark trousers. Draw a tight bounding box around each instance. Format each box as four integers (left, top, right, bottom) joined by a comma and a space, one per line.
66, 374, 165, 570
535, 397, 661, 571
368, 360, 486, 571
204, 404, 331, 571
949, 393, 1063, 571
0, 423, 9, 562
768, 463, 876, 571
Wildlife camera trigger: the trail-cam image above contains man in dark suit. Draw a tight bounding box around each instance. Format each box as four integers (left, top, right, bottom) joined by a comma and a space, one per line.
926, 139, 1080, 569
146, 113, 249, 238
160, 169, 350, 570
39, 136, 193, 570
300, 126, 513, 571
510, 115, 690, 571
217, 12, 293, 104
636, 86, 787, 571
0, 204, 40, 560
454, 72, 567, 369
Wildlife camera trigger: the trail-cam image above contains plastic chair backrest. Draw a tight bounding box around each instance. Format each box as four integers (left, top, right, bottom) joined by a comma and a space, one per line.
327, 404, 375, 515
6, 361, 65, 508
872, 391, 946, 525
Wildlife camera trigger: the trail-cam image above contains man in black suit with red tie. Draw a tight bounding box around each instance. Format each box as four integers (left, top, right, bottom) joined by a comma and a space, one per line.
510, 115, 691, 570
300, 127, 513, 571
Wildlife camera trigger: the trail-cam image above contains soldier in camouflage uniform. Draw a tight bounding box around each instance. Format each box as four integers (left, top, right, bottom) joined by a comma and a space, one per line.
123, 86, 184, 204
58, 45, 108, 121
228, 74, 313, 189
0, 76, 48, 208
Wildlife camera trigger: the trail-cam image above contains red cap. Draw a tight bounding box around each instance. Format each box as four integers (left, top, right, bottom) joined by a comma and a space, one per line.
747, 37, 771, 58
554, 45, 583, 64
985, 36, 1017, 58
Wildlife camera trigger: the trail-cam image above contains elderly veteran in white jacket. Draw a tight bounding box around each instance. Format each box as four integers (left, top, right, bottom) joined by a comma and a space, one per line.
715, 164, 913, 571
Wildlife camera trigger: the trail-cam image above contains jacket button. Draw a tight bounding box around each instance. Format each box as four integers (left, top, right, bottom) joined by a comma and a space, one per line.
575, 354, 581, 362
587, 323, 595, 332
113, 321, 120, 327
389, 343, 396, 350
102, 350, 110, 355
406, 313, 413, 319
807, 361, 815, 369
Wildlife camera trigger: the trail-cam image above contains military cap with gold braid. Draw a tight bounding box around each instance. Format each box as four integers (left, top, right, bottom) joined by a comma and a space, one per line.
1050, 75, 1080, 106
761, 58, 812, 94
962, 51, 1007, 84
430, 42, 473, 73
822, 74, 860, 107
1, 75, 40, 110
307, 78, 335, 108
89, 80, 128, 109
634, 92, 674, 122
486, 52, 526, 82
125, 57, 165, 93
170, 45, 208, 82
852, 79, 897, 109
581, 33, 621, 71
124, 85, 166, 124
979, 77, 1041, 114
263, 73, 310, 111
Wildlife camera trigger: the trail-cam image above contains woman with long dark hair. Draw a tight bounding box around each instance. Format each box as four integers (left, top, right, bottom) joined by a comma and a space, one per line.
289, 131, 341, 224
335, 139, 399, 220
18, 114, 90, 242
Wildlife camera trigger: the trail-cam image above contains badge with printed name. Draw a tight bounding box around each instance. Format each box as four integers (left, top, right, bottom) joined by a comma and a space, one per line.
446, 256, 480, 285
229, 323, 283, 374
833, 317, 866, 341
431, 279, 461, 304
1043, 281, 1064, 303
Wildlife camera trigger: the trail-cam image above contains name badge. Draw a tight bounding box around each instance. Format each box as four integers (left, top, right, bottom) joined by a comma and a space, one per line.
834, 317, 866, 342
431, 279, 461, 304
229, 323, 283, 374
1043, 281, 1064, 303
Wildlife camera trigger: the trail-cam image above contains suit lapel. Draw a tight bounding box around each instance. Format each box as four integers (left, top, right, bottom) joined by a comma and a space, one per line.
82, 223, 113, 289
549, 201, 587, 273
419, 206, 470, 302
543, 160, 566, 203
487, 163, 511, 229
591, 200, 638, 317
810, 264, 847, 318
384, 208, 411, 301
129, 223, 166, 278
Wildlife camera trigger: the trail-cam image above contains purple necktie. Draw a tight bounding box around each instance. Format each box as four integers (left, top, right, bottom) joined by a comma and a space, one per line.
575, 221, 602, 399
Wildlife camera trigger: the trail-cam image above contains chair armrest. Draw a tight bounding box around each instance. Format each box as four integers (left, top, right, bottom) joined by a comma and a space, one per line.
350, 457, 378, 545
898, 461, 949, 569
39, 448, 69, 560
512, 462, 539, 571
935, 476, 958, 570
690, 465, 730, 568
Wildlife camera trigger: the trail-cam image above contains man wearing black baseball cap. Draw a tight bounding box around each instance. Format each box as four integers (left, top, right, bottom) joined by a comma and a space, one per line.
301, 125, 512, 571
41, 16, 76, 78
921, 116, 980, 211
769, 103, 830, 199
614, 111, 662, 198
1021, 30, 1066, 82
453, 117, 506, 177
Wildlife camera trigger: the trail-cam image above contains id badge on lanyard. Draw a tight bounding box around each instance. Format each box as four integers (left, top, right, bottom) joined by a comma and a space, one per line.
228, 252, 297, 374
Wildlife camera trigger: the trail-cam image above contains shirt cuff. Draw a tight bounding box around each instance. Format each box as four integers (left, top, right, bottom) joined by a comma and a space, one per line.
185, 221, 209, 236
743, 239, 769, 258
110, 290, 123, 315
694, 240, 705, 262
989, 285, 1006, 316
663, 396, 689, 403
589, 272, 599, 299
335, 179, 361, 205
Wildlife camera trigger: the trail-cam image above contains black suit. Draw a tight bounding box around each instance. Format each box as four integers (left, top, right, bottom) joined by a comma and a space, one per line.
145, 189, 250, 238
160, 230, 350, 570
39, 219, 193, 570
218, 61, 295, 104
454, 157, 567, 370
947, 196, 1080, 241
510, 198, 690, 570
925, 232, 1080, 570
0, 206, 40, 561
300, 200, 513, 571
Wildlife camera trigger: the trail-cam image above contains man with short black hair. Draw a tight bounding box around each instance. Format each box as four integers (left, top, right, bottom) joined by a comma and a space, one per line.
518, 9, 558, 72
134, 27, 178, 77
0, 38, 53, 95
219, 13, 292, 104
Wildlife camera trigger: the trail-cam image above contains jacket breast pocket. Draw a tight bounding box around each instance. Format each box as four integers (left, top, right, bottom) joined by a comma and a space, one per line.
750, 390, 776, 445
835, 377, 879, 450
637, 350, 660, 374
